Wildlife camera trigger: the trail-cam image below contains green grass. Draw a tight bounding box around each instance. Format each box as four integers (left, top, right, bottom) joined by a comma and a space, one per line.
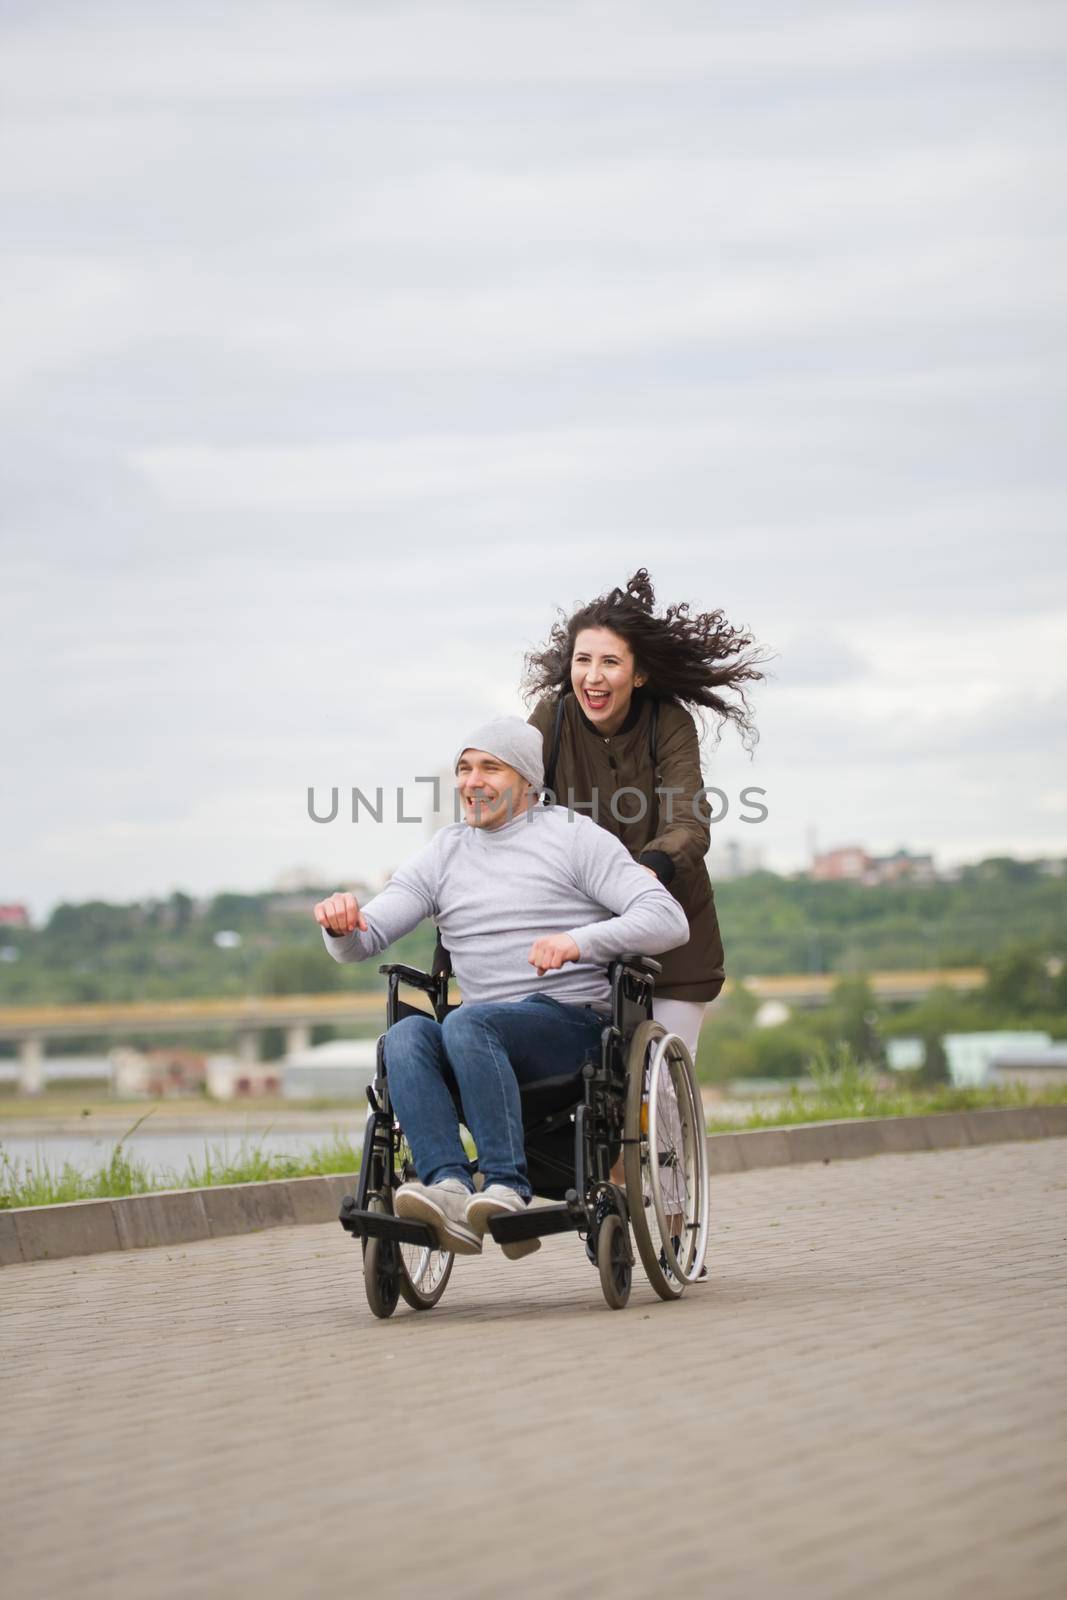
706, 1046, 1067, 1131
0, 1116, 361, 1210
3, 1056, 1065, 1209
176, 1130, 361, 1189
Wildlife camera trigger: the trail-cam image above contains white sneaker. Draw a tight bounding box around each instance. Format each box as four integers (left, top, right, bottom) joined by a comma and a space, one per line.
466, 1184, 542, 1261
394, 1179, 481, 1256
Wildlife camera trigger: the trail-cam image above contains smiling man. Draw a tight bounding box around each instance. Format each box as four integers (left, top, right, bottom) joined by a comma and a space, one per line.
315, 716, 688, 1258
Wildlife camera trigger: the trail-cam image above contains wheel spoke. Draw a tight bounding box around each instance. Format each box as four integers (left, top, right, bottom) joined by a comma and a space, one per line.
625, 1025, 709, 1295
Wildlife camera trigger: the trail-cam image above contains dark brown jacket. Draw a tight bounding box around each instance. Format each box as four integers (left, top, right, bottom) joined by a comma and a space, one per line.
528, 691, 725, 1002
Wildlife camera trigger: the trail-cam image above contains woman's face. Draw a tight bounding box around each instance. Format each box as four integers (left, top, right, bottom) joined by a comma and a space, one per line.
570, 626, 646, 735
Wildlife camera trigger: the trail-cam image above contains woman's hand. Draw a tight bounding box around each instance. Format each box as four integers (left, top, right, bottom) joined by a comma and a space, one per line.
528, 933, 581, 976
314, 891, 368, 936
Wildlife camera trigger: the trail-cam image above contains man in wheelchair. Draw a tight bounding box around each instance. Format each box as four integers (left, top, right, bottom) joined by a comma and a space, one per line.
316, 717, 688, 1262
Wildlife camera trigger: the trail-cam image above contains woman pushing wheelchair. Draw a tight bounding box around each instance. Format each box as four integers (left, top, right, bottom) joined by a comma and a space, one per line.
525, 570, 767, 1265
525, 567, 767, 1061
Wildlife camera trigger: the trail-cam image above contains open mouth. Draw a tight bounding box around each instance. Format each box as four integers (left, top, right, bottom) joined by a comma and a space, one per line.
583, 689, 610, 712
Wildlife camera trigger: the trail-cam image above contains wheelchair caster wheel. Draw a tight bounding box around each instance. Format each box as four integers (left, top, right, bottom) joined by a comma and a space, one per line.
597, 1212, 632, 1310
359, 1191, 453, 1317
362, 1196, 401, 1319
364, 1233, 401, 1319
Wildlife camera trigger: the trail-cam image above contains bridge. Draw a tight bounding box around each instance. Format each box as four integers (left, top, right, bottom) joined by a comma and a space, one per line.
0, 968, 986, 1092
740, 966, 986, 1006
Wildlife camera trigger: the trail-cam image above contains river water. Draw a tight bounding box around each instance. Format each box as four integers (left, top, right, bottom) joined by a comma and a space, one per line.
0, 1090, 772, 1188
0, 1124, 366, 1182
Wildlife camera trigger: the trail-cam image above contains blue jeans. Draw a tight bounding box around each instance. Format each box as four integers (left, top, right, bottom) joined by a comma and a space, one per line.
383, 995, 607, 1201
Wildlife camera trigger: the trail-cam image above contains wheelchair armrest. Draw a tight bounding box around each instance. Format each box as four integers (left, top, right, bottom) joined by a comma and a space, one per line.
609, 953, 662, 980
379, 963, 441, 996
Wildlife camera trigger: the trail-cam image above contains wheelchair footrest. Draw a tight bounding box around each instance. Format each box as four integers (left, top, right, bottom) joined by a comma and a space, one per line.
338, 1200, 436, 1248
489, 1203, 581, 1245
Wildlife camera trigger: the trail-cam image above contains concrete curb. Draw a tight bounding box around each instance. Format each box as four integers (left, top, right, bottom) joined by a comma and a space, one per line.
2, 1105, 1065, 1266
704, 1103, 1067, 1174
0, 1174, 356, 1268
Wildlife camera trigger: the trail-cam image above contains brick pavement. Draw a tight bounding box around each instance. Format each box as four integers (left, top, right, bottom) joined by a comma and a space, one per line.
3, 1141, 1065, 1600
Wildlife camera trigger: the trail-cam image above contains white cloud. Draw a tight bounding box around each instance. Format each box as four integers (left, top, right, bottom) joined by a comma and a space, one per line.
3, 4, 1065, 105
3, 0, 1066, 918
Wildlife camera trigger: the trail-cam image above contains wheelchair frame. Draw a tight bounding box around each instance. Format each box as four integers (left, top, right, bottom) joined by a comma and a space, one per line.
338, 953, 709, 1313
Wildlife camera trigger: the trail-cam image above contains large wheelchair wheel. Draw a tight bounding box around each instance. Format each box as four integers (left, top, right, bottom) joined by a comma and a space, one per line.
623, 1021, 710, 1302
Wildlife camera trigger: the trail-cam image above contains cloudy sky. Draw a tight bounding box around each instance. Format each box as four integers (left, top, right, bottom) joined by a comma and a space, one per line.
2, 1, 1066, 920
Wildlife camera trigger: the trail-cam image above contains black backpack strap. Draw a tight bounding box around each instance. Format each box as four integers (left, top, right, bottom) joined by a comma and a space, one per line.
648, 697, 659, 771
543, 691, 569, 802
431, 927, 452, 979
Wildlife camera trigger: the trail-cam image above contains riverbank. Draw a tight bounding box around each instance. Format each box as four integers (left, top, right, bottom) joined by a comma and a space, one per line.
0, 1093, 362, 1131
3, 1079, 1066, 1211
3, 1105, 1066, 1266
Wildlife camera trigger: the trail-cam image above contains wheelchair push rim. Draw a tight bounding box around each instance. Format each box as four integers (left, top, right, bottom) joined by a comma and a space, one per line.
647, 1031, 709, 1285
623, 1021, 710, 1300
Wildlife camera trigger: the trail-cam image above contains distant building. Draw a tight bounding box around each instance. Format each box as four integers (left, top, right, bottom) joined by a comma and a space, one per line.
942, 1032, 1051, 1088
0, 903, 30, 927
713, 840, 766, 880
867, 849, 937, 886
112, 1049, 282, 1101
111, 1047, 208, 1098
810, 847, 869, 882
989, 1041, 1067, 1087
886, 1038, 926, 1072
282, 1039, 378, 1101
204, 1054, 282, 1099
810, 847, 936, 886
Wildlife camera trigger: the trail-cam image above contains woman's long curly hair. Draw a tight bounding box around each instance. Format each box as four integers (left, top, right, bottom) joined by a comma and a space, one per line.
523, 569, 769, 751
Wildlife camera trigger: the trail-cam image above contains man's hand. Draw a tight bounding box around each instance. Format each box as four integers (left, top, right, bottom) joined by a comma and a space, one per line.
313, 891, 368, 936
528, 933, 581, 977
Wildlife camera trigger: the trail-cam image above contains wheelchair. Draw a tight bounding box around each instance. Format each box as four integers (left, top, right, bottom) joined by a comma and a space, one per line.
338, 953, 710, 1314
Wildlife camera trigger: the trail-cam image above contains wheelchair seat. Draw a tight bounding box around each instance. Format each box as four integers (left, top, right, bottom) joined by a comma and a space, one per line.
519, 1069, 586, 1128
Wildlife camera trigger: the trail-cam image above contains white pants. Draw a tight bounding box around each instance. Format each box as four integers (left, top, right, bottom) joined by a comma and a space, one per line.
648, 1000, 706, 1214
651, 998, 706, 1061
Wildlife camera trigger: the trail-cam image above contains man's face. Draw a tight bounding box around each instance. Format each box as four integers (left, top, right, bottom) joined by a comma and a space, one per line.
456, 749, 532, 830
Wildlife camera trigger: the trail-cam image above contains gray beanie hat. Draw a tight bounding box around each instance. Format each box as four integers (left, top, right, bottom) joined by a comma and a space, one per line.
454, 717, 544, 791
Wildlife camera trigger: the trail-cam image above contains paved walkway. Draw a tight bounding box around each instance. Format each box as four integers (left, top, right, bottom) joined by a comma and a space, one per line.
3, 1141, 1065, 1599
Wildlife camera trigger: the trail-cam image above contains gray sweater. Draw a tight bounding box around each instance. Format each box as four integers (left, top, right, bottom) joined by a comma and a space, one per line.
322, 803, 689, 1009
